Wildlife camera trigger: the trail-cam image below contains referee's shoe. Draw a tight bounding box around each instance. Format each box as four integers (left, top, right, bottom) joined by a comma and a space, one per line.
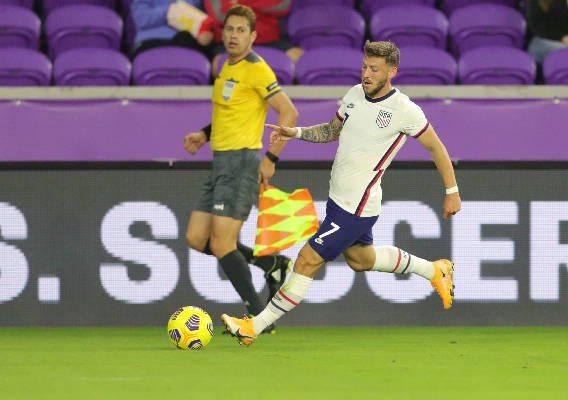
265, 255, 293, 302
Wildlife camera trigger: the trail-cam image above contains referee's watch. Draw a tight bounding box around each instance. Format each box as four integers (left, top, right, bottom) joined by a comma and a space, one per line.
265, 151, 279, 164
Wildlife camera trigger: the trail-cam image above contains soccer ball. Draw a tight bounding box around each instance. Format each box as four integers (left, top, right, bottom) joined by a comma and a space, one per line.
167, 306, 213, 350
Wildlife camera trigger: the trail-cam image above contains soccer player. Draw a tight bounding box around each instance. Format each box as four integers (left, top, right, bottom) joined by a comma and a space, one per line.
221, 40, 462, 346
184, 5, 298, 330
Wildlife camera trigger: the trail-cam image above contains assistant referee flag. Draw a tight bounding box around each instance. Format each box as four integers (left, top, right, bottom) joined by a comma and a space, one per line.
254, 185, 319, 257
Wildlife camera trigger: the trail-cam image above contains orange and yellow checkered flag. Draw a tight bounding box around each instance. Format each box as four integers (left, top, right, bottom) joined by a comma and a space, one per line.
253, 185, 320, 257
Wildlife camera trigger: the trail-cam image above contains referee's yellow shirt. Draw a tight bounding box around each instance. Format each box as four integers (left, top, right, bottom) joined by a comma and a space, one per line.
210, 51, 281, 151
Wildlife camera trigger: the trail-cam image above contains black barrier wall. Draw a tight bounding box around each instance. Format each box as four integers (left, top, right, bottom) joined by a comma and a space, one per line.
0, 163, 567, 326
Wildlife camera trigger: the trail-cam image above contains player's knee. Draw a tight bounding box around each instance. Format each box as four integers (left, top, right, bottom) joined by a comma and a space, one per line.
345, 256, 367, 272
208, 236, 233, 259
294, 245, 325, 277
343, 245, 375, 272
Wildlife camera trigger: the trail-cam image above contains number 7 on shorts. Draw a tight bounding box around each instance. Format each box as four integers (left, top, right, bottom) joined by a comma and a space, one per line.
314, 222, 340, 245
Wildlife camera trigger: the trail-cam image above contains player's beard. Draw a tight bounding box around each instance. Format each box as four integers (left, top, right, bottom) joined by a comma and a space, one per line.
362, 76, 388, 98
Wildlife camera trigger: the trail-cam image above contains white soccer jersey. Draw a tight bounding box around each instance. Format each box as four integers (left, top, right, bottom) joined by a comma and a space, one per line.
329, 85, 429, 217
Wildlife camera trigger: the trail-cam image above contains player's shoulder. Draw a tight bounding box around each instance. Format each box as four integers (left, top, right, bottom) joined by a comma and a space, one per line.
390, 88, 422, 110
244, 51, 272, 71
388, 88, 426, 122
244, 51, 262, 64
343, 84, 365, 100
388, 87, 410, 103
245, 51, 276, 79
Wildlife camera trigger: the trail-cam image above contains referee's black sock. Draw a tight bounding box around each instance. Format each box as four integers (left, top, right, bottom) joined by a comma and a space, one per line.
236, 241, 254, 261
237, 241, 277, 274
207, 240, 276, 274
219, 249, 264, 315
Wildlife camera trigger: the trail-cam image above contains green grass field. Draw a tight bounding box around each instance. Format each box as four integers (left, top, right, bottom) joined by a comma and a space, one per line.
1, 326, 567, 400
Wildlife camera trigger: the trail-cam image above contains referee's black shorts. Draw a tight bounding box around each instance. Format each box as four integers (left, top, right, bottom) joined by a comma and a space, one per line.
193, 149, 261, 221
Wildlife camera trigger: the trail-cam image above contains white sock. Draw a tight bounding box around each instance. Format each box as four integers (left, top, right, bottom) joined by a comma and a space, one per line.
371, 245, 435, 280
252, 272, 312, 335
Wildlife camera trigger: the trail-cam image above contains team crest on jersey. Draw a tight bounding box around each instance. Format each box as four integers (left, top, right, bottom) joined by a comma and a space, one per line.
376, 109, 392, 128
222, 79, 237, 101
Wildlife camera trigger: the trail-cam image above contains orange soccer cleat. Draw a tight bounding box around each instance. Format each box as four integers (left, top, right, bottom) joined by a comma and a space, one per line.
431, 259, 455, 309
221, 314, 257, 347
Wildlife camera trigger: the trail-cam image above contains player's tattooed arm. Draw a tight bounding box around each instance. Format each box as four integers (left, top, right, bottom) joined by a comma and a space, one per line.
300, 115, 343, 143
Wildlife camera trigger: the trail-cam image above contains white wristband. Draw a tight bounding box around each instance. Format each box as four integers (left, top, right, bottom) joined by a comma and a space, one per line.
295, 127, 302, 139
445, 186, 459, 195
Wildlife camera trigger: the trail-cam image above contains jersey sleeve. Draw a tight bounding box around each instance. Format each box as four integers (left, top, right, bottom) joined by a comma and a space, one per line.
336, 86, 358, 122
251, 62, 281, 100
402, 100, 429, 138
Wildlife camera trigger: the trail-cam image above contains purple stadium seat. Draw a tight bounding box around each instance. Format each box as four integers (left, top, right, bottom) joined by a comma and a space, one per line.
0, 47, 51, 86
53, 48, 130, 86
291, 0, 355, 12
362, 0, 435, 17
296, 46, 363, 85
215, 46, 294, 84
449, 4, 525, 56
393, 46, 457, 85
288, 5, 365, 50
0, 5, 40, 48
43, 0, 116, 15
132, 46, 210, 85
458, 46, 536, 84
543, 47, 568, 84
0, 0, 33, 8
370, 5, 448, 49
442, 0, 518, 15
45, 4, 123, 59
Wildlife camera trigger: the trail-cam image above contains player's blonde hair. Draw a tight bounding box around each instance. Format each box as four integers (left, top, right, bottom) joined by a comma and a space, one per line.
364, 40, 400, 67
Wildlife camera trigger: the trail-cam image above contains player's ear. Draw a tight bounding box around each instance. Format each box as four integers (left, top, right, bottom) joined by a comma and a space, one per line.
251, 30, 257, 44
388, 66, 397, 79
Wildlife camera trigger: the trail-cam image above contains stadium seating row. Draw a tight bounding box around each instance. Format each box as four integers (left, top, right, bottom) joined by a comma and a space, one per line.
1, 2, 528, 57
0, 0, 121, 13
2, 0, 566, 86
289, 3, 527, 57
292, 0, 524, 16
0, 4, 124, 56
0, 0, 523, 15
1, 45, 567, 86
